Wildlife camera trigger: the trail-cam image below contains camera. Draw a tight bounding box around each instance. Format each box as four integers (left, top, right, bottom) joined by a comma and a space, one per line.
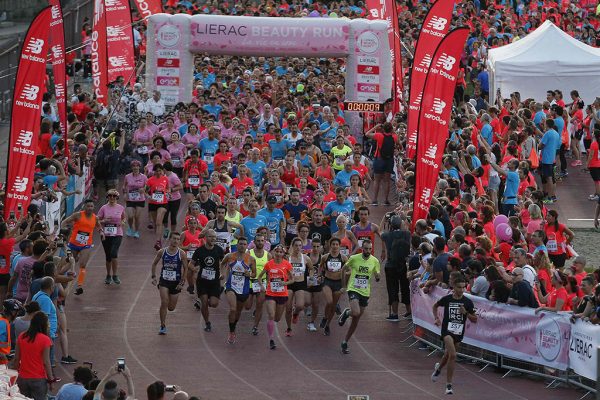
385, 211, 396, 221
117, 357, 125, 372
165, 386, 177, 392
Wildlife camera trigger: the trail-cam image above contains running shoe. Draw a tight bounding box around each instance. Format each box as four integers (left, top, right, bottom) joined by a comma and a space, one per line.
370, 201, 379, 207
384, 200, 391, 206
571, 160, 583, 167
285, 328, 293, 337
323, 325, 331, 336
133, 231, 140, 239
60, 356, 77, 364
112, 276, 121, 285
159, 326, 167, 335
338, 308, 350, 326
551, 196, 558, 202
319, 317, 327, 329
126, 227, 134, 237
104, 276, 111, 285
194, 300, 201, 310
154, 240, 162, 251
431, 362, 441, 382
386, 314, 399, 322
307, 322, 317, 332
187, 285, 195, 294
269, 340, 276, 350
204, 322, 212, 332
75, 288, 83, 296
227, 332, 236, 344
589, 194, 599, 201
445, 384, 453, 395
251, 326, 259, 336
402, 312, 412, 319
341, 341, 349, 354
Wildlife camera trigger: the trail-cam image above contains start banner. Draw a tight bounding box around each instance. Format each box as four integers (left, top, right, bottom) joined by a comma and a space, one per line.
410, 281, 571, 371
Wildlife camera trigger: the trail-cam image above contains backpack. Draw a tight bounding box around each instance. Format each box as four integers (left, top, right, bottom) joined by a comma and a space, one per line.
94, 150, 114, 179
389, 231, 410, 266
379, 134, 395, 159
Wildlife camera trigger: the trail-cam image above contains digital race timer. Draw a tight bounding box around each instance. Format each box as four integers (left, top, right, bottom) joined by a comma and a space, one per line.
343, 101, 384, 112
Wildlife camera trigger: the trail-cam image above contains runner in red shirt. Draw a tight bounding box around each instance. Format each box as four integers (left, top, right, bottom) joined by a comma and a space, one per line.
183, 149, 208, 201
146, 164, 171, 250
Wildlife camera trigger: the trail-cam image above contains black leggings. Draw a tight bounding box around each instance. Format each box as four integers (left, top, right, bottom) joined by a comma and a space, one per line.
549, 253, 567, 269
163, 199, 181, 227
385, 265, 410, 306
101, 236, 123, 261
559, 144, 567, 173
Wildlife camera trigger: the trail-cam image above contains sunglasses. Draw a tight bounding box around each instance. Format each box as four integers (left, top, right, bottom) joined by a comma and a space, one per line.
107, 194, 118, 198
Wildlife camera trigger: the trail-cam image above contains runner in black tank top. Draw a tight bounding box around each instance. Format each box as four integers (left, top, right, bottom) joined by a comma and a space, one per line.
319, 237, 347, 336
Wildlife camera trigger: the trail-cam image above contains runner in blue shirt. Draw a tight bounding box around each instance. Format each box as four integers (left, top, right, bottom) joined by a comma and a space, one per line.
199, 129, 220, 173
324, 188, 355, 234
258, 196, 286, 246
239, 199, 268, 243
490, 158, 520, 216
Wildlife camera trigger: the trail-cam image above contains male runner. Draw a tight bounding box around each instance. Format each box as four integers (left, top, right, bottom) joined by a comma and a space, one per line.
338, 239, 380, 354
221, 237, 256, 344
201, 205, 243, 253
191, 229, 225, 332
258, 196, 286, 247
308, 208, 331, 253
351, 206, 385, 257
282, 188, 308, 245
246, 234, 272, 335
151, 232, 188, 335
61, 199, 105, 295
431, 276, 477, 395
239, 199, 268, 243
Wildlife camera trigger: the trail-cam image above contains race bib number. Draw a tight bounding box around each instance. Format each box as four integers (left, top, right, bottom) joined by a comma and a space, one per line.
275, 195, 283, 204
270, 231, 278, 244
547, 240, 558, 252
76, 231, 89, 245
270, 279, 285, 293
0, 258, 6, 268
335, 157, 343, 166
137, 146, 149, 154
187, 176, 200, 186
353, 275, 369, 290
286, 223, 298, 235
328, 260, 342, 272
307, 276, 319, 287
236, 197, 244, 206
104, 224, 118, 236
203, 154, 214, 164
152, 192, 165, 203
357, 239, 364, 248
171, 157, 182, 168
201, 268, 216, 280
448, 322, 464, 335
231, 274, 245, 294
293, 264, 305, 277
162, 269, 177, 281
129, 191, 143, 201
251, 280, 262, 293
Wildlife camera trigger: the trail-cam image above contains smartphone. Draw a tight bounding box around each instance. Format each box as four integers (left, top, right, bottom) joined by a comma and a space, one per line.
165, 385, 176, 392
9, 211, 15, 220
17, 204, 22, 213
117, 358, 125, 372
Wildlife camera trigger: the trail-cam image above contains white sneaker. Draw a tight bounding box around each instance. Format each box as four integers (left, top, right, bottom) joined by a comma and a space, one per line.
445, 384, 453, 395
431, 362, 441, 382
307, 322, 317, 332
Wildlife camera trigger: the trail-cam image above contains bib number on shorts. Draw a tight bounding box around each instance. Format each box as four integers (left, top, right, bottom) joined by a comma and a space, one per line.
187, 249, 196, 259
203, 155, 214, 164
162, 269, 177, 281
76, 231, 89, 245
201, 268, 216, 280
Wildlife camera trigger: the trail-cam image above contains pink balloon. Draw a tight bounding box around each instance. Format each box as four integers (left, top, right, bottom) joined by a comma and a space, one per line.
493, 214, 509, 229
495, 223, 512, 242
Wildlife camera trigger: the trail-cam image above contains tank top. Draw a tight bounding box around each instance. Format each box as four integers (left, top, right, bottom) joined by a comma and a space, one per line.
69, 212, 96, 246
214, 220, 232, 252
182, 229, 202, 259
290, 254, 307, 282
280, 165, 297, 186
338, 234, 353, 257
352, 223, 375, 250
315, 166, 333, 182
302, 240, 312, 254
347, 188, 362, 204
324, 253, 343, 275
161, 248, 182, 282
266, 182, 285, 208
224, 211, 242, 247
225, 253, 251, 295
250, 248, 268, 292
185, 160, 204, 189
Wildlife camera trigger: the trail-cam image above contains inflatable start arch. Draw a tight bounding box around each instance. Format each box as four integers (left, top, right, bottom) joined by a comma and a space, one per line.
146, 14, 392, 106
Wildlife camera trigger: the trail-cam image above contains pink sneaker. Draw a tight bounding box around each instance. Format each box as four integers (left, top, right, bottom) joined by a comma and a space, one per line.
571, 160, 582, 167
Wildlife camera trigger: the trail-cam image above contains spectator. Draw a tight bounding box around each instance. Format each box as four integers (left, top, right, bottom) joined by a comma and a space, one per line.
507, 267, 539, 308
93, 363, 134, 400
56, 366, 95, 400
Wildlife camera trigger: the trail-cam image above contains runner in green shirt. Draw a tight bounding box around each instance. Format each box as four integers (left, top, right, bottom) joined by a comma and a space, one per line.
338, 239, 380, 354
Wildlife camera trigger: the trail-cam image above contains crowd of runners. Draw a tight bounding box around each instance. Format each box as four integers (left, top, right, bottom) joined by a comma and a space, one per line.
1, 0, 600, 399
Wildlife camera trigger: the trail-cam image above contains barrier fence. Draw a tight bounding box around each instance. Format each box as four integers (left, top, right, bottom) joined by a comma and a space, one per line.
409, 281, 600, 398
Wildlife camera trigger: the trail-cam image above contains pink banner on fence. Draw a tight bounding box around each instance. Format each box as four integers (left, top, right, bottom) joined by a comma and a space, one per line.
410, 281, 571, 370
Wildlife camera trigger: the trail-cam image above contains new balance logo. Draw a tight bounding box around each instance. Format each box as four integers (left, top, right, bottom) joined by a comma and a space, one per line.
424, 143, 438, 159
419, 188, 431, 204
25, 38, 44, 55
104, 0, 119, 6
94, 0, 104, 23
15, 130, 33, 147
20, 84, 39, 101
432, 98, 446, 114
419, 54, 432, 68
413, 93, 422, 105
55, 83, 65, 98
13, 177, 29, 193
436, 54, 456, 71
107, 26, 125, 37
51, 45, 63, 59
427, 16, 448, 31
109, 56, 128, 67
51, 5, 61, 19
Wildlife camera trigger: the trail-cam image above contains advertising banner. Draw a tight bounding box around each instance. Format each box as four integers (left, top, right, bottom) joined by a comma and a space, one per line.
132, 0, 162, 18
48, 0, 67, 155
406, 0, 455, 158
92, 0, 108, 105
569, 319, 600, 380
412, 28, 468, 227
4, 8, 51, 219
411, 281, 571, 371
105, 0, 135, 86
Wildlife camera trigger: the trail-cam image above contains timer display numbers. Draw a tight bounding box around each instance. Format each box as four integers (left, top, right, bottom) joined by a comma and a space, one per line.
343, 101, 384, 113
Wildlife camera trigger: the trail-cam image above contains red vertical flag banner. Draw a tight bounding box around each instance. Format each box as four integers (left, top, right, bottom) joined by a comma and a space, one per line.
92, 0, 108, 105
48, 0, 68, 156
105, 0, 135, 86
411, 28, 469, 230
132, 0, 162, 18
366, 0, 403, 113
4, 8, 52, 219
406, 0, 455, 158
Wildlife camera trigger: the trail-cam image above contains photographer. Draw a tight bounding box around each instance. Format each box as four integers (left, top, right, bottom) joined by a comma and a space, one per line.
380, 214, 411, 321
94, 130, 126, 200
93, 363, 134, 400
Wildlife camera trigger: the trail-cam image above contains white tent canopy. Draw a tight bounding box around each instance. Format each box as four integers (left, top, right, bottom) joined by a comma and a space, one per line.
487, 20, 600, 105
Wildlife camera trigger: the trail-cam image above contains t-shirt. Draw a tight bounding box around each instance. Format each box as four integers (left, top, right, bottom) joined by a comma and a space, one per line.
509, 280, 538, 308
192, 245, 225, 282
56, 382, 88, 400
16, 332, 52, 379
540, 129, 561, 164
345, 254, 380, 297
14, 256, 36, 302
240, 215, 268, 243
547, 287, 570, 311
32, 291, 57, 338
146, 175, 170, 205
323, 200, 355, 233
0, 237, 16, 274
432, 253, 451, 284
263, 259, 292, 297
589, 141, 600, 168
435, 294, 475, 340
258, 208, 285, 246
503, 170, 519, 205
98, 204, 125, 237
124, 173, 147, 202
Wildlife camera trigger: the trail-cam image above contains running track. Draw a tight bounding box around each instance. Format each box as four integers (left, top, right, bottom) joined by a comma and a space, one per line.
54, 188, 586, 400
